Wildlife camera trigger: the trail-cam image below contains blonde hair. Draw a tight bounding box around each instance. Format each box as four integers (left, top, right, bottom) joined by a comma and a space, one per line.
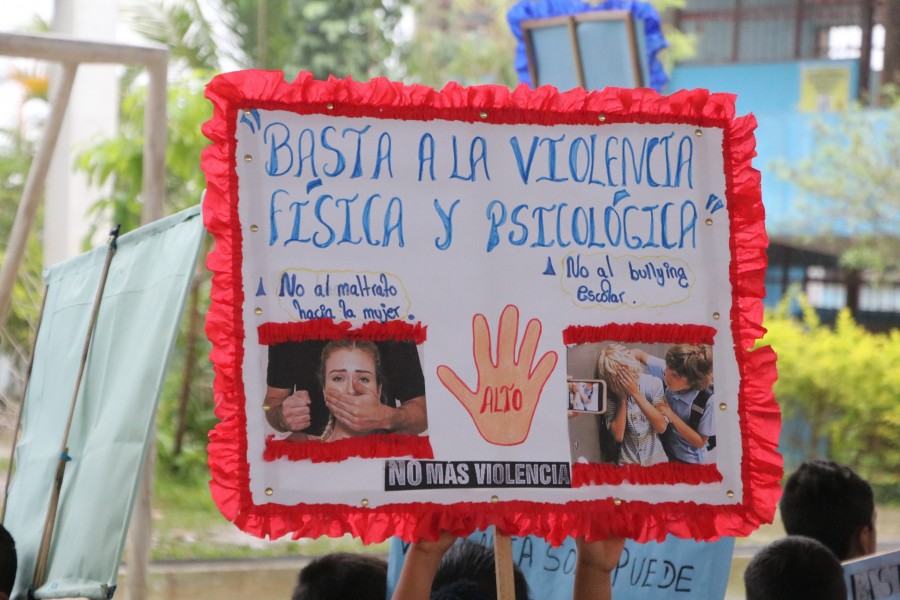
595, 344, 642, 388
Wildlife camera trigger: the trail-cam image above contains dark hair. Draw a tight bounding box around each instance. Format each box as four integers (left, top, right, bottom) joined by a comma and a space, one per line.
780, 460, 874, 560
291, 552, 387, 600
664, 344, 713, 390
744, 536, 846, 600
0, 524, 16, 596
431, 541, 530, 600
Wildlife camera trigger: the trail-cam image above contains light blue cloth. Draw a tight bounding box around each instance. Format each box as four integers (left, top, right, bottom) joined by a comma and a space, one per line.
387, 531, 734, 600
6, 206, 205, 600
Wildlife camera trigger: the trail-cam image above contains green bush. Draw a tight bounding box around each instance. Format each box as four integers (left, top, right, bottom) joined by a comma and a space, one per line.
761, 296, 900, 498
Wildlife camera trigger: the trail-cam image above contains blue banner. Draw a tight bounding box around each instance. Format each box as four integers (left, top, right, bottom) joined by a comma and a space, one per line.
388, 531, 734, 600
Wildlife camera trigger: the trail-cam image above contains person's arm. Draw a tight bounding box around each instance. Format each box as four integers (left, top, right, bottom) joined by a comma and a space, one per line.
263, 386, 312, 432
609, 394, 626, 443
573, 537, 625, 600
631, 349, 649, 364
392, 532, 456, 600
657, 399, 707, 449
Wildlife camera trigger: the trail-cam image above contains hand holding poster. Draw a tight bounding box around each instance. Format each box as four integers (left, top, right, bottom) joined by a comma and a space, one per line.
202, 71, 780, 544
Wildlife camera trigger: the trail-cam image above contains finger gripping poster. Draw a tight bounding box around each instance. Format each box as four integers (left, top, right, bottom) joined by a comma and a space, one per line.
202, 71, 780, 544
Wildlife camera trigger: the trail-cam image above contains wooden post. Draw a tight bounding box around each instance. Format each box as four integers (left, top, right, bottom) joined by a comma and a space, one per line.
494, 532, 516, 600
0, 62, 76, 324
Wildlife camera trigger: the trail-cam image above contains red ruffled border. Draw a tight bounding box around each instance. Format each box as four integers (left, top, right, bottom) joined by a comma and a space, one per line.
563, 323, 717, 346
258, 319, 428, 345
264, 434, 434, 463
202, 71, 780, 544
571, 462, 723, 487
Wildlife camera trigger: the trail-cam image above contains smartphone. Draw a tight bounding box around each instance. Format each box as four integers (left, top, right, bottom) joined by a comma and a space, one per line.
567, 379, 607, 413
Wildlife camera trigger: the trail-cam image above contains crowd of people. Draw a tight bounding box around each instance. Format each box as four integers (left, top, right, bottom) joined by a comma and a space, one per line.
0, 459, 877, 598
287, 459, 876, 600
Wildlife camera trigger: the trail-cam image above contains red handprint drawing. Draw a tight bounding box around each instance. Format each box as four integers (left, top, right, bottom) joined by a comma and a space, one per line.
437, 304, 558, 445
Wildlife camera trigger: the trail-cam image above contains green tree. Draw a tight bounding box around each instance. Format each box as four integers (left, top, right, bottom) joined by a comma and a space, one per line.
220, 0, 407, 77
775, 90, 900, 273
0, 129, 44, 377
761, 295, 900, 497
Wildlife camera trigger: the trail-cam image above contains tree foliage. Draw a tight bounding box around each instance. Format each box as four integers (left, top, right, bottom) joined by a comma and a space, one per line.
220, 0, 407, 78
761, 295, 900, 497
775, 90, 900, 273
0, 129, 45, 375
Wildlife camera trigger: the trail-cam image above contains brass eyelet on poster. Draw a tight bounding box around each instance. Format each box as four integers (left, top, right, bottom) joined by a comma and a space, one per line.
326, 103, 334, 110
695, 129, 703, 137
243, 154, 252, 163
726, 490, 735, 498
613, 498, 622, 506
360, 498, 369, 507
243, 109, 252, 116
479, 111, 488, 119
254, 307, 263, 316
491, 495, 499, 503
265, 488, 274, 496
705, 218, 714, 226
719, 402, 727, 411
250, 224, 259, 232
712, 312, 720, 320
598, 114, 606, 122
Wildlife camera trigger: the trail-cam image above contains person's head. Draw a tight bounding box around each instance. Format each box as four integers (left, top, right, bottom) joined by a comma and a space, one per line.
291, 552, 387, 600
663, 344, 713, 392
596, 345, 642, 389
431, 541, 530, 600
744, 536, 846, 600
780, 460, 875, 560
319, 340, 382, 399
0, 525, 16, 600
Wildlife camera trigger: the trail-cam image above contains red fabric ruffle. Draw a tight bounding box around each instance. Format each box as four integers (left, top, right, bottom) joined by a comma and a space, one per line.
571, 462, 723, 487
264, 434, 434, 463
563, 323, 717, 345
258, 319, 428, 345
203, 71, 779, 545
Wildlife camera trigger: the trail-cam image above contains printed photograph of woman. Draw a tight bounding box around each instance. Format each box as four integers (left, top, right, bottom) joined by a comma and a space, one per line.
262, 338, 427, 442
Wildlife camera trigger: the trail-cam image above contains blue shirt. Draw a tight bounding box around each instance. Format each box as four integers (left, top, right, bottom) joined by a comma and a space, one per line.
645, 355, 714, 464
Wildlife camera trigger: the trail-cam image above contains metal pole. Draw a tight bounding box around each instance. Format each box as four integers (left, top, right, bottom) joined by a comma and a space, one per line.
0, 63, 77, 325
32, 226, 121, 590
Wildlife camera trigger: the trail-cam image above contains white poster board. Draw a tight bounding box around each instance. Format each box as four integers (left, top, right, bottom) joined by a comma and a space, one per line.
203, 72, 779, 544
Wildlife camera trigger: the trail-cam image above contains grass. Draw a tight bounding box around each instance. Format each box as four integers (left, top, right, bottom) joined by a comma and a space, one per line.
151, 468, 388, 561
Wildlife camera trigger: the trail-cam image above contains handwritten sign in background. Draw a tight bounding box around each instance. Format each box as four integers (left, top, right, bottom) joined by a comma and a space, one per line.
203, 72, 779, 543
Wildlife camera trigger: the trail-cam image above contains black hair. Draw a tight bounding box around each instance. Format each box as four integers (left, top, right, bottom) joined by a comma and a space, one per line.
0, 524, 16, 597
291, 552, 387, 600
744, 536, 846, 600
780, 460, 874, 560
431, 541, 530, 600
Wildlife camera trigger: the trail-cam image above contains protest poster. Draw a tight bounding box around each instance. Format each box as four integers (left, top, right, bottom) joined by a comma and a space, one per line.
843, 549, 900, 600
386, 533, 735, 600
202, 71, 780, 544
